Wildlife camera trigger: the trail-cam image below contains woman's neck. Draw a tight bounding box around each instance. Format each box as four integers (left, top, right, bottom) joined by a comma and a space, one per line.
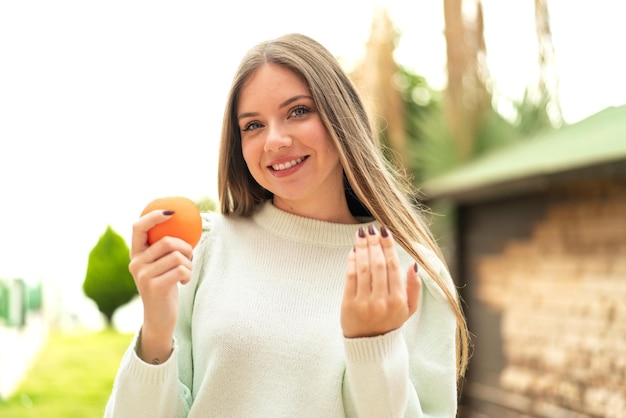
272, 196, 360, 224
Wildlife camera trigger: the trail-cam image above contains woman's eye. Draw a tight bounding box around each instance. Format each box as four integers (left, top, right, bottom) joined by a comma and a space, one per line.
290, 105, 310, 118
242, 121, 263, 132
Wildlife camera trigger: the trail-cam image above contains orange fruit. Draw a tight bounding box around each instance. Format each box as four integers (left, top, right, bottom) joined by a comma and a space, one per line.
141, 196, 203, 248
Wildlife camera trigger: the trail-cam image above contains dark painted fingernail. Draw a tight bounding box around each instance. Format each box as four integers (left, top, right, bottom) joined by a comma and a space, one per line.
368, 225, 376, 235
380, 225, 389, 237
414, 262, 419, 273
163, 210, 175, 216
352, 246, 356, 252
358, 227, 366, 238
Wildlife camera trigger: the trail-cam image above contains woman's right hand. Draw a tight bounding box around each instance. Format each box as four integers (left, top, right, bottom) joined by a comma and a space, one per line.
128, 210, 194, 364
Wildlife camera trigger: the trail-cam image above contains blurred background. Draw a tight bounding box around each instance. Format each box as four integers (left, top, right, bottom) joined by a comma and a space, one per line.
1, 0, 625, 416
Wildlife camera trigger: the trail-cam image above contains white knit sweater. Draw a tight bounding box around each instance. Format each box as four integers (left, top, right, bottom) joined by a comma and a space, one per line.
105, 201, 458, 417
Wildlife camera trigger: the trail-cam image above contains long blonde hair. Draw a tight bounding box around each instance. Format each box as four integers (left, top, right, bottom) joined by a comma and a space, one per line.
217, 33, 470, 381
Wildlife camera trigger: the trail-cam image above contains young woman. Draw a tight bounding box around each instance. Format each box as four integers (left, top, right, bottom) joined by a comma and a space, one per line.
105, 33, 470, 417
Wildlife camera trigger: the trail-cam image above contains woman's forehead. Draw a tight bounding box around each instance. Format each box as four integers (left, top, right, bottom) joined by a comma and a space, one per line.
237, 64, 312, 109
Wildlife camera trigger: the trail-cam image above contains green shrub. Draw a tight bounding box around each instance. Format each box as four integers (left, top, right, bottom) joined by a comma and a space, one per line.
83, 226, 137, 326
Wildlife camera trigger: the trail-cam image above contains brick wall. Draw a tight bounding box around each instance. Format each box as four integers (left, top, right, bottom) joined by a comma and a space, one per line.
474, 178, 626, 417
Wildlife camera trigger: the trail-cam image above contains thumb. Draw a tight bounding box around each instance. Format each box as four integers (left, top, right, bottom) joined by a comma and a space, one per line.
406, 262, 421, 317
131, 209, 175, 257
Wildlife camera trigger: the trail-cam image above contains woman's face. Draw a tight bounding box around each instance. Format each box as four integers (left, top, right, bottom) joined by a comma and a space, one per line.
237, 63, 348, 220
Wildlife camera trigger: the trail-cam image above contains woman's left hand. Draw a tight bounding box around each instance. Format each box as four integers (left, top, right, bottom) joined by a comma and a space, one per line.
341, 225, 421, 338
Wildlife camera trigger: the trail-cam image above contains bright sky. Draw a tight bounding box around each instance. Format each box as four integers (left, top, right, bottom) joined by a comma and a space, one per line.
1, 0, 625, 315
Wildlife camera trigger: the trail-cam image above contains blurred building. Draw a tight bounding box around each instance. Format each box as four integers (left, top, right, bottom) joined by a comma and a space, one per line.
0, 278, 48, 399
423, 105, 626, 417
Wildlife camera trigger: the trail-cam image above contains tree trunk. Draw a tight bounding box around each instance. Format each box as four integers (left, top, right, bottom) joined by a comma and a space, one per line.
443, 0, 490, 161
352, 8, 408, 171
534, 0, 563, 125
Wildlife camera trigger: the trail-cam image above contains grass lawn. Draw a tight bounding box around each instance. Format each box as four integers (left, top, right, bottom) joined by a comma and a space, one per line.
0, 329, 133, 418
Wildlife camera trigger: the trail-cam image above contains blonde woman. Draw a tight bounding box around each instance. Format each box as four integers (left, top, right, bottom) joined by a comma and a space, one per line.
106, 33, 470, 417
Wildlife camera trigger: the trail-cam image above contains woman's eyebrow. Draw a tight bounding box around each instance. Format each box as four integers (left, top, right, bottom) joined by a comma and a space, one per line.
279, 95, 313, 109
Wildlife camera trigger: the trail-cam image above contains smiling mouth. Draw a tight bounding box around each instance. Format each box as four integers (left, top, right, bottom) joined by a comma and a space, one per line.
270, 156, 308, 171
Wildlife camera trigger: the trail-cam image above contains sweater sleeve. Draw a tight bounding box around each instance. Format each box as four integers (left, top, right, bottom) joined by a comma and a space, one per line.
342, 258, 458, 418
103, 333, 191, 418
104, 214, 214, 418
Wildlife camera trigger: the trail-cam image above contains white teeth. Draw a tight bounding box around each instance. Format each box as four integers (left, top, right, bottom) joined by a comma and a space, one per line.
272, 157, 303, 171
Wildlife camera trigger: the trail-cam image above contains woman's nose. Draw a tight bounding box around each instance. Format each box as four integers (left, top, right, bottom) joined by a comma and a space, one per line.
263, 123, 292, 152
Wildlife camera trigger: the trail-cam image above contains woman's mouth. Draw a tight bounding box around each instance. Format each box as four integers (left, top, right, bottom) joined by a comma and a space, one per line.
270, 156, 308, 172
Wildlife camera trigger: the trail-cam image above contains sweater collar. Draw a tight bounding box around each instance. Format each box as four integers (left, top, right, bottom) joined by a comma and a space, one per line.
252, 201, 375, 247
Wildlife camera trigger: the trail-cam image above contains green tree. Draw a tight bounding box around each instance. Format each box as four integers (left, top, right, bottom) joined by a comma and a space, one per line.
409, 0, 560, 182
83, 226, 137, 327
349, 2, 560, 185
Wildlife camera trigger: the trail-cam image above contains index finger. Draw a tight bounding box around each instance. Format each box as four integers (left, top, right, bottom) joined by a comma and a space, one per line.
130, 209, 175, 257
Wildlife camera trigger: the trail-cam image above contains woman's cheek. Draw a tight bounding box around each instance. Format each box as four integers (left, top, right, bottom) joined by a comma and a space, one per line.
242, 141, 266, 186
